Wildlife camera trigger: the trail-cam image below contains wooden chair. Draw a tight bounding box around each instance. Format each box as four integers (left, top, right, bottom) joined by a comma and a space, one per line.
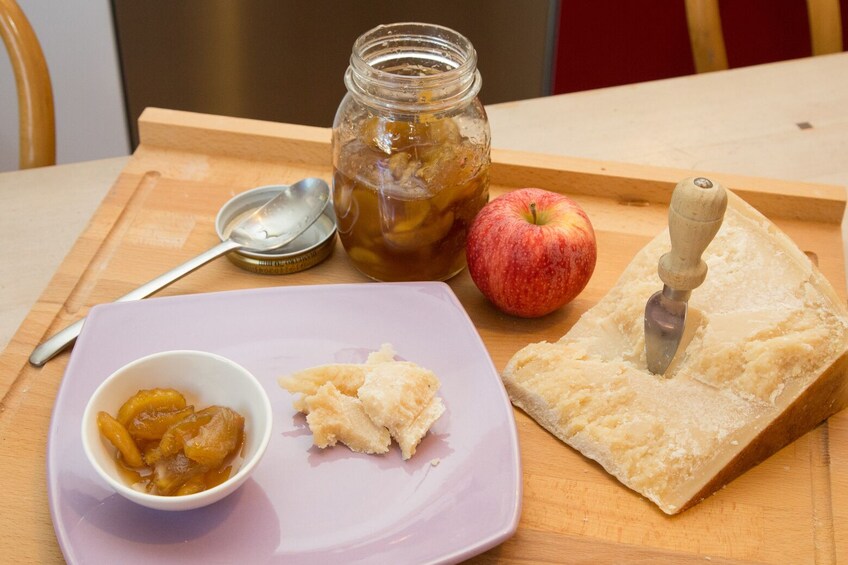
685, 0, 844, 73
0, 0, 55, 168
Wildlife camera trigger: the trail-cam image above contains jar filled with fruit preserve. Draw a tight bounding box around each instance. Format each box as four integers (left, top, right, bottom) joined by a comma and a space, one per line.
332, 22, 490, 281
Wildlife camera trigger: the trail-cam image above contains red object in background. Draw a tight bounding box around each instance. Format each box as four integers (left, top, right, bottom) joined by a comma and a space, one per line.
721, 0, 810, 67
554, 0, 694, 93
553, 0, 847, 94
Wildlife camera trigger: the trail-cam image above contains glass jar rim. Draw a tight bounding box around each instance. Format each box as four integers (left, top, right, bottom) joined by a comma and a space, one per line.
344, 22, 482, 115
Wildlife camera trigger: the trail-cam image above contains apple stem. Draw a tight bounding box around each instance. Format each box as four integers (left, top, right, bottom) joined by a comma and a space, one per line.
530, 202, 538, 224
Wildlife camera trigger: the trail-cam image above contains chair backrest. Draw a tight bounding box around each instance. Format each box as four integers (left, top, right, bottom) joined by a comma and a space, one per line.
685, 0, 844, 73
0, 0, 55, 169
807, 0, 845, 55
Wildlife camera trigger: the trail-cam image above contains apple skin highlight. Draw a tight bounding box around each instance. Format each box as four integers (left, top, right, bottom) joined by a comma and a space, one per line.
466, 188, 597, 318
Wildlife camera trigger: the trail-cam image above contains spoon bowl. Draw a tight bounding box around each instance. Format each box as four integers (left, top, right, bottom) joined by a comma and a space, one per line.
230, 177, 331, 251
215, 184, 337, 275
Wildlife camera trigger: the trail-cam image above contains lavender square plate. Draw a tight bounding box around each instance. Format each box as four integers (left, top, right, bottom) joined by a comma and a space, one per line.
48, 282, 522, 564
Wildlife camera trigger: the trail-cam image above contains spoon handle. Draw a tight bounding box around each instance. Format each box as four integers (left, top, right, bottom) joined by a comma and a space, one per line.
29, 239, 242, 367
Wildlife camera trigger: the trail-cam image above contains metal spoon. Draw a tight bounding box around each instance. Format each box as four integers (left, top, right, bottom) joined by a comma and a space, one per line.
29, 177, 330, 367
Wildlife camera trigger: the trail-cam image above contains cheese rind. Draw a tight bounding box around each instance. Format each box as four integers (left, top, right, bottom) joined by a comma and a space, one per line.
502, 192, 848, 514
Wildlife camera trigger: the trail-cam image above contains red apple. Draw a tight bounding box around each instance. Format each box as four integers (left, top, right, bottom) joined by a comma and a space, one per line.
466, 188, 597, 318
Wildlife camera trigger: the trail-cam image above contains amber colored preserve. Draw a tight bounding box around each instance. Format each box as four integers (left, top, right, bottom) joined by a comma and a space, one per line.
332, 23, 490, 281
97, 388, 246, 496
334, 116, 489, 281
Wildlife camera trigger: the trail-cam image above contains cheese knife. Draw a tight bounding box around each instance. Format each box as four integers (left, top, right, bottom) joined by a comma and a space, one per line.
644, 177, 727, 375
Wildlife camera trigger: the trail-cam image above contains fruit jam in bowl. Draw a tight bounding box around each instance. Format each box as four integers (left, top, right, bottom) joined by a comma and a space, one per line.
81, 350, 272, 511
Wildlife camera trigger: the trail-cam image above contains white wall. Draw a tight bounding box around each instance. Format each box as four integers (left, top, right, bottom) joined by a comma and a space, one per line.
0, 0, 129, 172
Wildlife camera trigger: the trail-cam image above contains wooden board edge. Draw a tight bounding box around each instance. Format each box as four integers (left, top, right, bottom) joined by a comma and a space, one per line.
0, 170, 146, 401
137, 107, 332, 166
135, 108, 845, 224
491, 148, 848, 224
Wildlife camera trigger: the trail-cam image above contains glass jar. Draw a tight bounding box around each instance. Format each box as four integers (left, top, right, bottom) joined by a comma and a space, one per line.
332, 22, 490, 282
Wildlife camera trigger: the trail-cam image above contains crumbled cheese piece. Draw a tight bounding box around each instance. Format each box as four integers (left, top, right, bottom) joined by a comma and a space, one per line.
358, 362, 444, 459
304, 383, 390, 454
279, 344, 445, 460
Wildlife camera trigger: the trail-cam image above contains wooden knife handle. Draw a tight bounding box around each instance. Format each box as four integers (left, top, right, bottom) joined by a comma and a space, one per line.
658, 177, 728, 291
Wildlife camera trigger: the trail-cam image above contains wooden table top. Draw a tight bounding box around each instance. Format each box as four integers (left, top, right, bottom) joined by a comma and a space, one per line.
1, 52, 847, 564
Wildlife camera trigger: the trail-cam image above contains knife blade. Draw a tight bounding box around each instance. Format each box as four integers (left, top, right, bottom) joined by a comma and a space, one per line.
644, 177, 727, 375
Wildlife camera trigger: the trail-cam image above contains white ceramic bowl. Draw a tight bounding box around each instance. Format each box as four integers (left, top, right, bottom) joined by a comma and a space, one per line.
81, 350, 273, 511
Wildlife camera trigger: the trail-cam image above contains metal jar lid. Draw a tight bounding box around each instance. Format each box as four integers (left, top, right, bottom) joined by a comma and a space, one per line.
215, 184, 337, 275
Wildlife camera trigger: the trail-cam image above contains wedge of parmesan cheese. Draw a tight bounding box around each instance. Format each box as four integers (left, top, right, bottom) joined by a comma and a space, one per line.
279, 344, 445, 460
502, 192, 848, 514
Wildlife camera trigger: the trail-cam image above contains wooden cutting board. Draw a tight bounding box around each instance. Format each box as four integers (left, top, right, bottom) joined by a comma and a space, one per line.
1, 107, 846, 564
